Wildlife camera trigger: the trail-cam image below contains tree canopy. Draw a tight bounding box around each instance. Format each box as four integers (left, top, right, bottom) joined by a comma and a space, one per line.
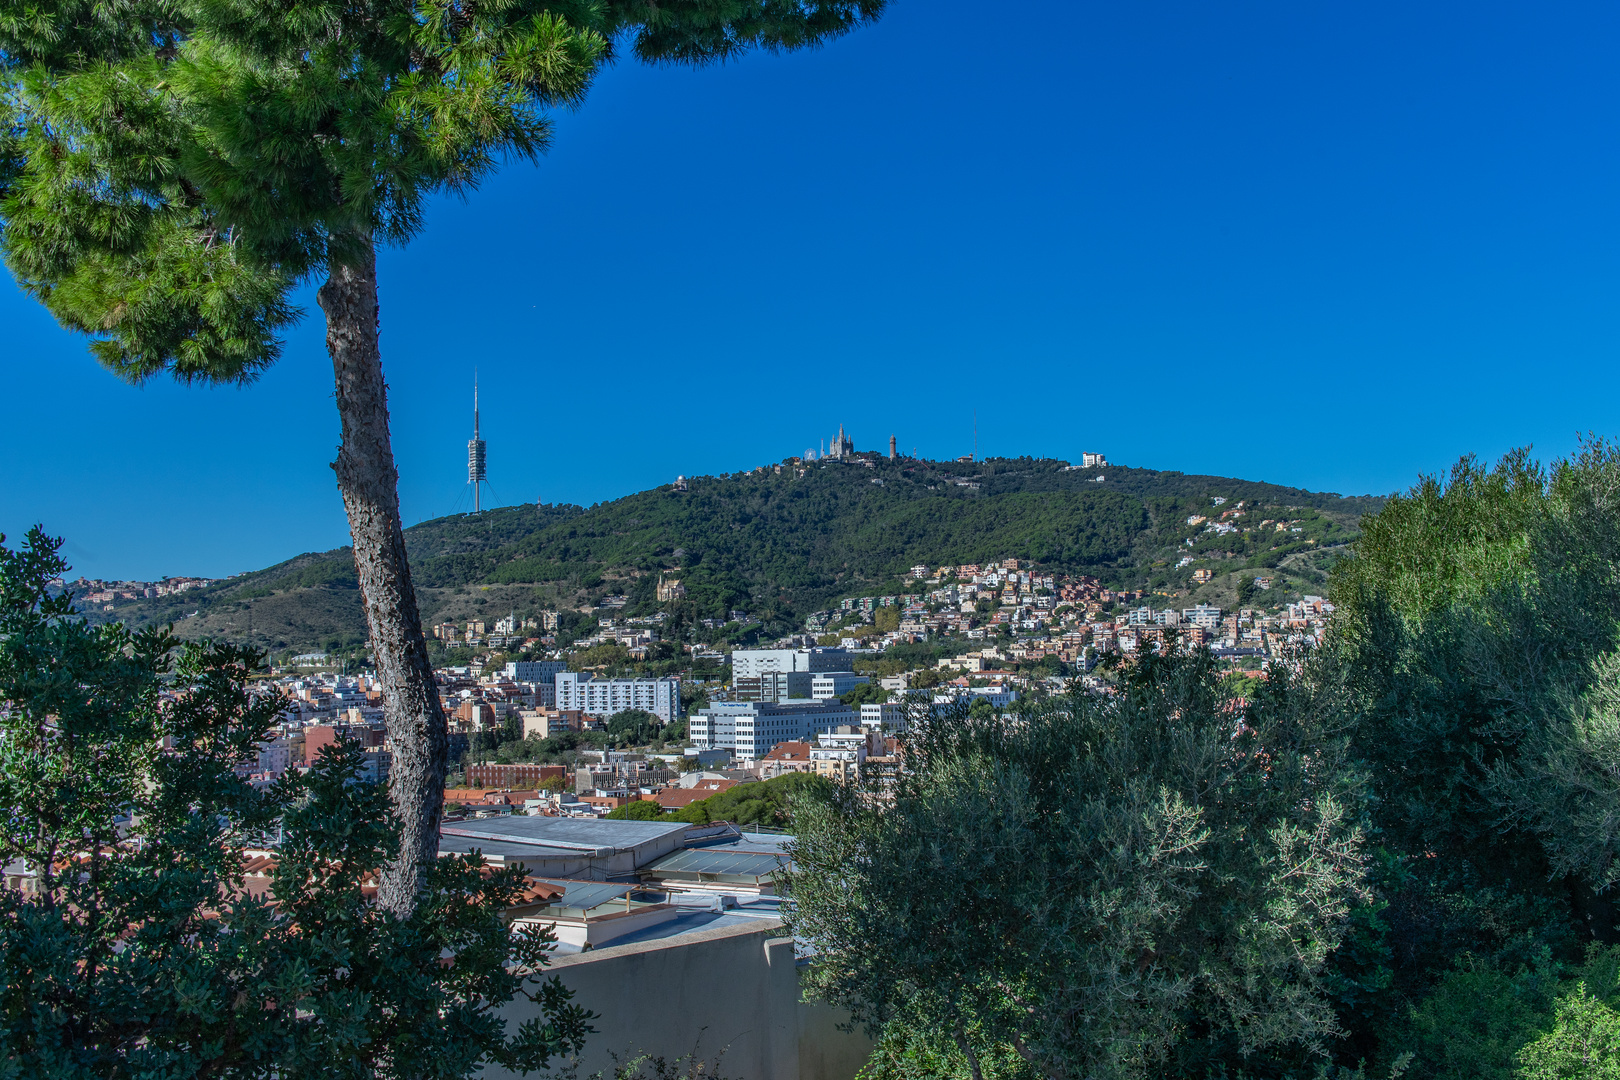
786, 653, 1368, 1080
0, 528, 591, 1077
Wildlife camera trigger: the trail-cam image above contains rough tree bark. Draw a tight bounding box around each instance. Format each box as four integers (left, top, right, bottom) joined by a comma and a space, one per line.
317, 235, 447, 917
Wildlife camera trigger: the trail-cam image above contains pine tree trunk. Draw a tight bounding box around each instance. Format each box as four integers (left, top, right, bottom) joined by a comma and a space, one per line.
317, 235, 447, 918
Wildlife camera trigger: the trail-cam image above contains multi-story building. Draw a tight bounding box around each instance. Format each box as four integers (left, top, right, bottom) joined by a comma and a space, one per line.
733, 670, 815, 703
521, 708, 592, 739
810, 672, 869, 700
860, 702, 907, 732
504, 660, 568, 684
554, 672, 682, 724
690, 699, 859, 761
1182, 603, 1224, 630
730, 647, 851, 679
466, 762, 569, 788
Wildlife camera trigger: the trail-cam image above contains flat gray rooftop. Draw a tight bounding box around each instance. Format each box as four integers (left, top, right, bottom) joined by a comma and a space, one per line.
439, 816, 688, 852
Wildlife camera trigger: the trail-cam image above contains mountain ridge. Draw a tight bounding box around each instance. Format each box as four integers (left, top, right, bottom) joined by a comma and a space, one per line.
78, 455, 1385, 655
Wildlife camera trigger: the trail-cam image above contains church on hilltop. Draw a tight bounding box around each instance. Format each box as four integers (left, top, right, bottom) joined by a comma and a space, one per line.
826, 424, 854, 459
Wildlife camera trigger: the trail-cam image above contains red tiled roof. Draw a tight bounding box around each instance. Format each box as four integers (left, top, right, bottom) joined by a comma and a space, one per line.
761, 741, 813, 762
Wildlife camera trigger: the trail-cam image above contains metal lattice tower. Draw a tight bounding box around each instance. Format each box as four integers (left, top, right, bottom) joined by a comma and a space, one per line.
468, 374, 487, 512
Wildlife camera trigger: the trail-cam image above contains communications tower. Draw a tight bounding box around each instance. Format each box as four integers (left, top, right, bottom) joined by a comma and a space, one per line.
467, 375, 488, 512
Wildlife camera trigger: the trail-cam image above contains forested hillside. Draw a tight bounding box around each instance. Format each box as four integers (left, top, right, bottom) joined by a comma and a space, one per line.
85, 455, 1382, 654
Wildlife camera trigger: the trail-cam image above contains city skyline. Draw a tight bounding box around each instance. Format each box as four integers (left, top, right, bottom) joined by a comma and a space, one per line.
6, 0, 1620, 579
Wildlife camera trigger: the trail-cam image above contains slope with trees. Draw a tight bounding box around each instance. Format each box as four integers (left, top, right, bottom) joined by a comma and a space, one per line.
86, 457, 1381, 655
780, 441, 1620, 1079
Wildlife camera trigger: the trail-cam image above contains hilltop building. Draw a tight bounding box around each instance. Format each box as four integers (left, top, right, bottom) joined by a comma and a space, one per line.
826, 424, 855, 459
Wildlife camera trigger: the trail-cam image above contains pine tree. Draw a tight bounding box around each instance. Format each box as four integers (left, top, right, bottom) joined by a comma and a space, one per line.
0, 0, 884, 915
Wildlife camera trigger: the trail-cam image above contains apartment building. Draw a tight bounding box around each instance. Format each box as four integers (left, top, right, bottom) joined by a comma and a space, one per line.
554, 672, 682, 724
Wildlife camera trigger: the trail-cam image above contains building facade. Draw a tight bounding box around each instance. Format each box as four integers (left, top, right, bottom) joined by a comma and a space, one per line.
731, 647, 851, 679
810, 672, 869, 700
733, 670, 816, 703
690, 700, 860, 761
555, 672, 682, 724
505, 660, 568, 684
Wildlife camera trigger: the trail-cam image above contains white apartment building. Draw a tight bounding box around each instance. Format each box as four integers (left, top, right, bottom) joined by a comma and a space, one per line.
690, 700, 859, 761
504, 660, 568, 684
1182, 604, 1224, 630
730, 647, 851, 679
554, 672, 682, 724
810, 672, 869, 700
860, 702, 907, 732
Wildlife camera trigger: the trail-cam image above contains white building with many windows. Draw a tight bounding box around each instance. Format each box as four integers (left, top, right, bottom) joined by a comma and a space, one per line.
860, 702, 908, 732
690, 700, 858, 761
730, 647, 851, 679
554, 672, 682, 724
810, 672, 869, 700
504, 660, 568, 684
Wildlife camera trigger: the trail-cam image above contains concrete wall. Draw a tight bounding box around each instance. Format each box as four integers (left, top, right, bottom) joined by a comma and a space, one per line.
485, 920, 872, 1080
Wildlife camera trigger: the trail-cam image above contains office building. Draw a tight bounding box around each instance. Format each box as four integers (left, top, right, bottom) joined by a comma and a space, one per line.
731, 647, 851, 679
505, 660, 568, 684
690, 699, 859, 761
733, 670, 815, 703
811, 672, 869, 700
860, 702, 907, 732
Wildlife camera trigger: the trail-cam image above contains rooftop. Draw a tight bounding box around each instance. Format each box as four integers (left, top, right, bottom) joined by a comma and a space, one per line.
439, 816, 688, 853
547, 894, 786, 954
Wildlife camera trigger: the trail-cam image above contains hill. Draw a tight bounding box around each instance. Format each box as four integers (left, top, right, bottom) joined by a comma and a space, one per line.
81, 455, 1385, 656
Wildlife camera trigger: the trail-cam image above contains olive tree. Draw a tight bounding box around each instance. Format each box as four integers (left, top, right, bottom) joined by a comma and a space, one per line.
786, 651, 1369, 1080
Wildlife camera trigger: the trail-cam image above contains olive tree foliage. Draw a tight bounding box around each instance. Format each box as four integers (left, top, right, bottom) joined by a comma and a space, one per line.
784, 651, 1369, 1080
1328, 442, 1620, 917
0, 528, 591, 1079
1296, 440, 1620, 1073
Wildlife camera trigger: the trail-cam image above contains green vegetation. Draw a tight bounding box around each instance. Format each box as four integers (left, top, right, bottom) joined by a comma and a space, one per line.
86, 460, 1379, 654
605, 709, 664, 748
1313, 442, 1620, 1072
787, 443, 1620, 1079
671, 773, 829, 828
840, 682, 888, 707
605, 800, 666, 821
788, 651, 1364, 1080
0, 530, 590, 1076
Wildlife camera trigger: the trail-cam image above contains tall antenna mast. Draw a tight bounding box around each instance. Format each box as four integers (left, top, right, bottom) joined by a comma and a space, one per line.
973, 410, 978, 463
468, 372, 487, 512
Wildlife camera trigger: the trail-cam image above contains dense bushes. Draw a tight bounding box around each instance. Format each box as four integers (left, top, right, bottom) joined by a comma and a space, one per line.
786, 441, 1620, 1079
0, 530, 592, 1077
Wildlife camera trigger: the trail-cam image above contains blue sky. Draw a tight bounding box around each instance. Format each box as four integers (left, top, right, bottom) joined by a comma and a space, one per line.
5, 0, 1620, 580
